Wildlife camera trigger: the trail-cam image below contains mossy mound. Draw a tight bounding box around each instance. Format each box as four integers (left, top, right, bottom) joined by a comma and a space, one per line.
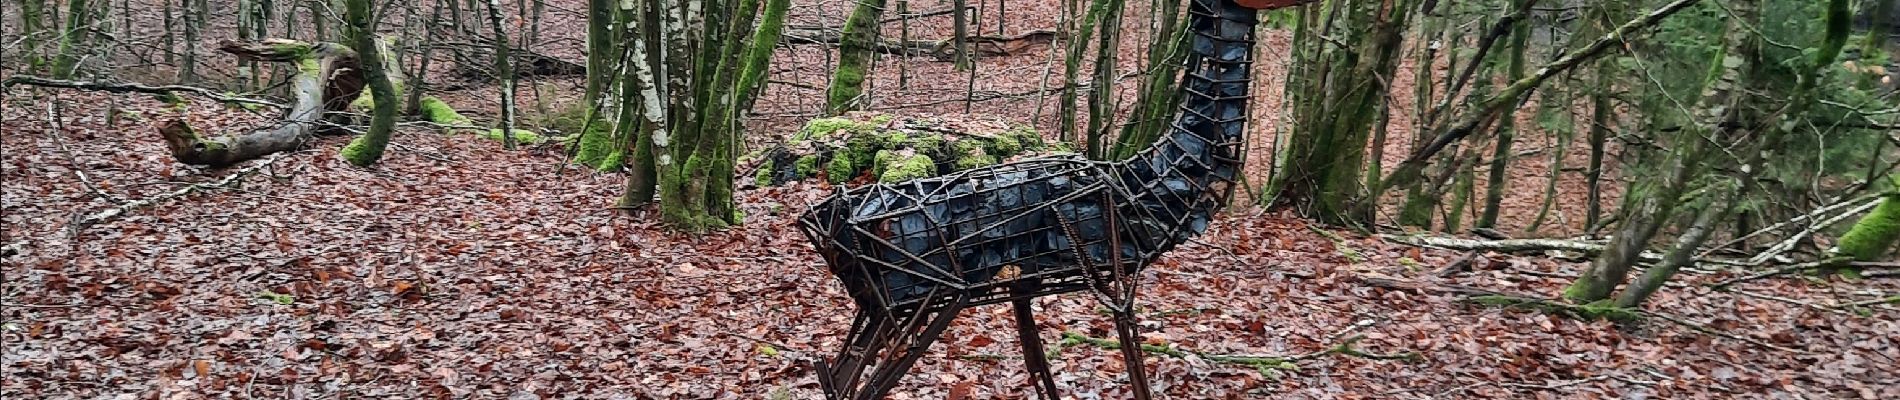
745, 114, 1059, 187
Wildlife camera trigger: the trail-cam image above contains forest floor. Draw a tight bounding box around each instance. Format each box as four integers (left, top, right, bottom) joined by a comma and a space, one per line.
3, 90, 1898, 399
4, 0, 1899, 398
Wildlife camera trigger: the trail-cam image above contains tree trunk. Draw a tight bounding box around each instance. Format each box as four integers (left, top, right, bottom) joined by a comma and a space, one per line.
159, 40, 364, 167
1109, 0, 1185, 159
340, 0, 399, 167
1058, 0, 1111, 144
621, 0, 791, 230
1276, 0, 1416, 226
53, 0, 90, 78
19, 0, 50, 73
574, 0, 622, 168
952, 0, 971, 70
824, 0, 888, 115
483, 0, 519, 149
1564, 0, 1752, 304
1476, 0, 1533, 229
1084, 0, 1125, 159
1614, 191, 1731, 308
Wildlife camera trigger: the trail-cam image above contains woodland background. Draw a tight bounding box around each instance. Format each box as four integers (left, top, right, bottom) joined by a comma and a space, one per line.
2, 0, 1899, 398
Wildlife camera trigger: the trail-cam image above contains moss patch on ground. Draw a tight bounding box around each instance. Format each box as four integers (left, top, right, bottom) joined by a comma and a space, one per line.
753, 115, 1051, 187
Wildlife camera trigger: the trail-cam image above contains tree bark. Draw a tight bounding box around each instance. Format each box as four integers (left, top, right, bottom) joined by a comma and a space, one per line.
1083, 0, 1125, 159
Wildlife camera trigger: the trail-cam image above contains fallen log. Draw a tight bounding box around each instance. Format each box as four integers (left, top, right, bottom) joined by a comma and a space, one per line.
780, 27, 1060, 60
1, 75, 283, 109
158, 40, 364, 166
1379, 234, 1750, 268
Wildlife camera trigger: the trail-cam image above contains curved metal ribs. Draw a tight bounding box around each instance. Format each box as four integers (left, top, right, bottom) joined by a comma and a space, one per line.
797, 0, 1270, 398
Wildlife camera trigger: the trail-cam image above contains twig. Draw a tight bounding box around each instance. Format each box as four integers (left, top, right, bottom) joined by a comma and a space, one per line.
44, 101, 126, 205
1647, 312, 1807, 354
1056, 330, 1419, 373
2, 75, 284, 108
1746, 200, 1882, 265
60, 155, 284, 240
1727, 289, 1851, 316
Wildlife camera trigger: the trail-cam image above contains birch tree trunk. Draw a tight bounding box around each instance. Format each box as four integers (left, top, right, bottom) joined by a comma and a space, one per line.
483, 0, 520, 149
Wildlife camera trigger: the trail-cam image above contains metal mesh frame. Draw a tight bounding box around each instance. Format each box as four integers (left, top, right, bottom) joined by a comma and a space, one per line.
798, 0, 1259, 398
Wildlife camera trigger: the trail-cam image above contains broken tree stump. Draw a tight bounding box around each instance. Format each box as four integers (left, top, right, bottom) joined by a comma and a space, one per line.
158, 39, 364, 166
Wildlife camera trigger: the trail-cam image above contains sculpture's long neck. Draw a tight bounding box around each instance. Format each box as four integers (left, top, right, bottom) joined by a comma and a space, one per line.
1119, 0, 1257, 242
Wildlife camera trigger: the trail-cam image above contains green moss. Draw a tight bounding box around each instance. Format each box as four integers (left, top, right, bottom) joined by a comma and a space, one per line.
988, 134, 1023, 158
872, 149, 899, 176
879, 154, 936, 183
952, 140, 997, 170
755, 159, 776, 186
574, 124, 617, 168
339, 136, 374, 166
1836, 190, 1900, 262
826, 153, 857, 183
797, 117, 874, 141
907, 134, 945, 155
482, 129, 545, 145
869, 114, 894, 124
879, 132, 910, 148
418, 96, 471, 126
794, 155, 820, 177
1005, 126, 1045, 150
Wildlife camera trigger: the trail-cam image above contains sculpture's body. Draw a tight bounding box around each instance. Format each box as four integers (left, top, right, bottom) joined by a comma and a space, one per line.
799, 0, 1291, 398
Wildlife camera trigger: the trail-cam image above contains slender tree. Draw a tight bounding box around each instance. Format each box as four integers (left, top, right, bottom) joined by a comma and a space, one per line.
483, 0, 520, 149
339, 0, 400, 167
824, 0, 888, 115
618, 0, 792, 230
52, 0, 91, 78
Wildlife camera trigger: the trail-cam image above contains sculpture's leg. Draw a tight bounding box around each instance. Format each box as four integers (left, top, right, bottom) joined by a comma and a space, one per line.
851, 293, 972, 400
824, 308, 894, 399
1111, 306, 1154, 400
1012, 292, 1061, 398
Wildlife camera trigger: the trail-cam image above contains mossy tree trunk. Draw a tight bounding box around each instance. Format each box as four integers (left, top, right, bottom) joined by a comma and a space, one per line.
17, 0, 49, 73
52, 0, 91, 78
1475, 0, 1533, 230
1273, 0, 1417, 226
1834, 179, 1900, 264
180, 0, 206, 83
340, 0, 399, 167
1083, 0, 1125, 159
1058, 0, 1111, 145
824, 0, 887, 115
574, 0, 621, 168
1109, 0, 1186, 159
1615, 188, 1732, 308
1565, 0, 1753, 304
619, 0, 791, 231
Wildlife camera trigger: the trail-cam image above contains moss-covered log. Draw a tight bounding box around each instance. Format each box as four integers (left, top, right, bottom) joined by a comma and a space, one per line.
159, 40, 363, 167
741, 115, 1058, 187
